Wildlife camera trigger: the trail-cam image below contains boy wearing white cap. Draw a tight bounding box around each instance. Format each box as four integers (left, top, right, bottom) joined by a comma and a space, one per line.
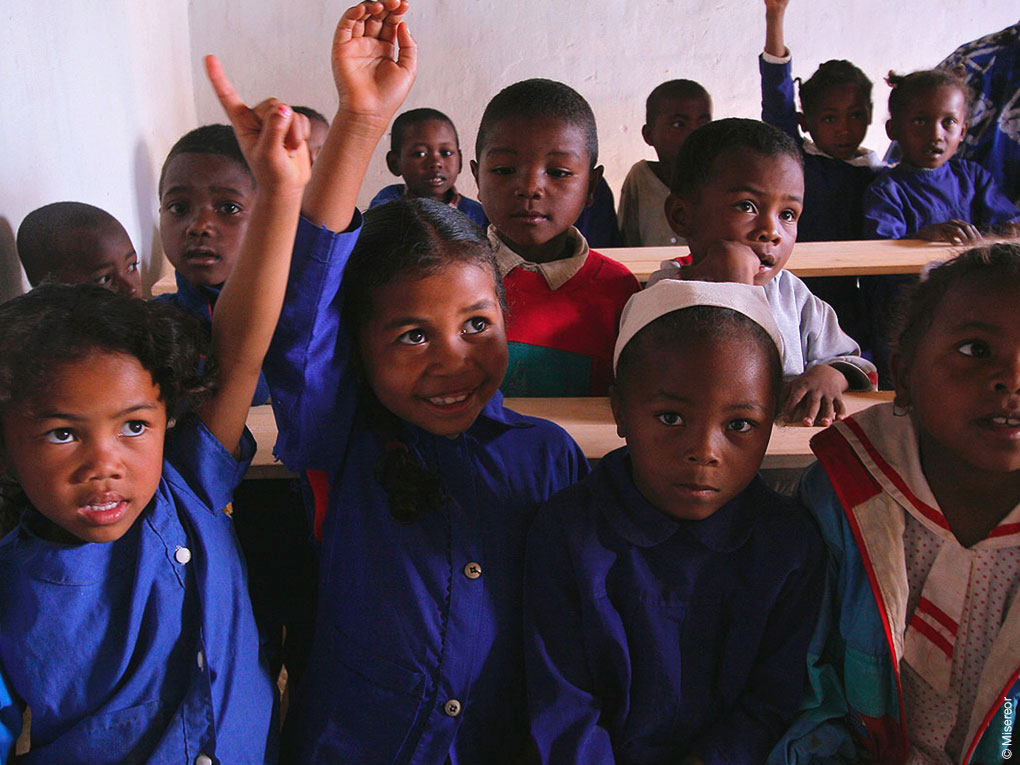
524, 280, 825, 764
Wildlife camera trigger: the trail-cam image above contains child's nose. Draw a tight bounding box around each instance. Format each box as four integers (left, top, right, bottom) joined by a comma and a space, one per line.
74, 439, 125, 483
993, 350, 1020, 396
753, 215, 783, 245
514, 168, 544, 199
186, 207, 216, 236
429, 333, 469, 371
683, 427, 721, 466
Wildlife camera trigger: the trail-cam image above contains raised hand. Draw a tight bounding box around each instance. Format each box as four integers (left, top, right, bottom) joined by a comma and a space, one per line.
764, 0, 790, 58
331, 0, 417, 123
204, 54, 311, 194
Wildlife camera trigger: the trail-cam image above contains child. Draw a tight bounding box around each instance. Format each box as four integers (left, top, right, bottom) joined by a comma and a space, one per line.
293, 105, 330, 164
864, 69, 1020, 242
471, 78, 640, 396
0, 57, 311, 762
772, 244, 1020, 763
648, 118, 876, 427
258, 3, 586, 761
526, 279, 825, 763
16, 201, 141, 297
370, 107, 485, 225
155, 123, 272, 406
618, 79, 712, 247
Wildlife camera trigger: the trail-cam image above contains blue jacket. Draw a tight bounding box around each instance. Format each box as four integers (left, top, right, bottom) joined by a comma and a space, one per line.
263, 214, 588, 763
369, 183, 487, 227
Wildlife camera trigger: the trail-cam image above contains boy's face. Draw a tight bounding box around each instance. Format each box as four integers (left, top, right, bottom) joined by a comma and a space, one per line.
159, 153, 254, 288
611, 333, 776, 521
387, 119, 462, 202
666, 148, 803, 286
358, 261, 508, 438
886, 85, 968, 170
800, 83, 871, 161
642, 94, 712, 174
53, 220, 141, 298
1, 351, 166, 543
472, 116, 601, 263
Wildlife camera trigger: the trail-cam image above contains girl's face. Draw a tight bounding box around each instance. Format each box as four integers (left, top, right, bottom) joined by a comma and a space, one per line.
358, 261, 508, 437
1, 351, 166, 543
611, 333, 777, 521
894, 280, 1020, 481
886, 85, 968, 170
801, 83, 871, 161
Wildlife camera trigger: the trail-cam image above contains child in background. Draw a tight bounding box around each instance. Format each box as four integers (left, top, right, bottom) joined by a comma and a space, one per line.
773, 244, 1020, 763
573, 175, 621, 249
293, 106, 330, 163
259, 3, 586, 761
649, 118, 876, 427
472, 78, 640, 396
16, 201, 141, 297
370, 107, 485, 225
618, 79, 712, 247
526, 280, 825, 763
0, 57, 311, 762
864, 69, 1020, 242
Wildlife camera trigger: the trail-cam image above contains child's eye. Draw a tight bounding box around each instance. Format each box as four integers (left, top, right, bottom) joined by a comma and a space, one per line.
670, 120, 688, 129
411, 150, 427, 158
821, 115, 837, 124
397, 329, 427, 345
728, 419, 756, 433
127, 259, 139, 274
165, 201, 187, 216
44, 428, 76, 444
656, 412, 683, 426
547, 168, 573, 179
463, 317, 489, 335
120, 420, 149, 437
735, 200, 757, 214
781, 208, 799, 222
218, 202, 243, 215
490, 166, 514, 176
957, 340, 989, 358
440, 149, 454, 157
943, 118, 957, 127
95, 274, 113, 286
850, 111, 868, 121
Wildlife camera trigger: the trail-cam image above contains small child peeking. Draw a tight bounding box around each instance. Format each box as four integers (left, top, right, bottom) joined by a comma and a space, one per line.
649, 118, 876, 427
525, 279, 825, 764
369, 107, 485, 225
472, 78, 640, 396
864, 68, 1020, 243
773, 244, 1020, 763
0, 57, 311, 762
16, 201, 141, 297
618, 79, 713, 247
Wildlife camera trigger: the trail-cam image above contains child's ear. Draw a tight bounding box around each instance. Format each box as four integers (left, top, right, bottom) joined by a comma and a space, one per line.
890, 350, 911, 408
797, 112, 808, 134
664, 193, 690, 238
640, 124, 654, 148
609, 384, 628, 439
586, 166, 605, 207
885, 118, 899, 143
470, 158, 479, 186
385, 150, 401, 177
455, 148, 463, 175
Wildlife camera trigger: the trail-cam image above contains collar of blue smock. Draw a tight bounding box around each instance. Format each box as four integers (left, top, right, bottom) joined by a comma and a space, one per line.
172, 271, 221, 319
596, 446, 754, 552
476, 390, 538, 429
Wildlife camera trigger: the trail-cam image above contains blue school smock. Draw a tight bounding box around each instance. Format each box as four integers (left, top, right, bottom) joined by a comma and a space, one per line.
154, 274, 271, 406
263, 215, 589, 764
862, 158, 1020, 240
0, 416, 276, 764
525, 447, 825, 765
369, 183, 487, 227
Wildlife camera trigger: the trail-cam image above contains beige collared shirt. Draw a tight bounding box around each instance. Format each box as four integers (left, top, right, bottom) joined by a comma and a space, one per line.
487, 225, 590, 290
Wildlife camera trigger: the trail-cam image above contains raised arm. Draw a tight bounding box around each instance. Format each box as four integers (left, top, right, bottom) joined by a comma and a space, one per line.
198, 56, 311, 454
764, 0, 790, 58
304, 0, 417, 231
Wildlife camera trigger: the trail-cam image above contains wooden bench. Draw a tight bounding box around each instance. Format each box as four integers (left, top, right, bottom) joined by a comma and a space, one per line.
242, 391, 894, 478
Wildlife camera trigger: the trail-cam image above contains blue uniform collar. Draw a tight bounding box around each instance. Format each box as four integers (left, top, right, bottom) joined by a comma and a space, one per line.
597, 447, 754, 552
172, 272, 222, 322
476, 390, 538, 430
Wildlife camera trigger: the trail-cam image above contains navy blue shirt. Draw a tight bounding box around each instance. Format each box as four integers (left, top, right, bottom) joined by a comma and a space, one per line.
369, 183, 487, 227
154, 273, 272, 406
0, 417, 276, 764
263, 215, 588, 763
525, 448, 825, 764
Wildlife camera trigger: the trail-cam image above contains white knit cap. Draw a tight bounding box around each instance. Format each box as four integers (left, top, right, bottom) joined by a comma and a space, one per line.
613, 279, 784, 372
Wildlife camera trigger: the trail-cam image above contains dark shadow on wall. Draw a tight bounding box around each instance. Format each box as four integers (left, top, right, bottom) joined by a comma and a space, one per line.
134, 138, 167, 297
0, 217, 25, 302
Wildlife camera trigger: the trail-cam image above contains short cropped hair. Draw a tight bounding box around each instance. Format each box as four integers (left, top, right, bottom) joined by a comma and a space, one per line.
475, 78, 598, 166
390, 108, 459, 153
17, 202, 122, 286
158, 124, 253, 196
886, 68, 972, 120
669, 118, 802, 198
293, 106, 329, 126
798, 60, 872, 115
645, 79, 712, 125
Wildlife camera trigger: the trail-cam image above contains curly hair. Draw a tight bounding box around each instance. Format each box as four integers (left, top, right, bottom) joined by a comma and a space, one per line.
344, 198, 503, 524
390, 108, 459, 153
886, 68, 972, 120
797, 60, 872, 116
645, 79, 712, 125
0, 283, 214, 426
158, 124, 253, 196
892, 243, 1020, 366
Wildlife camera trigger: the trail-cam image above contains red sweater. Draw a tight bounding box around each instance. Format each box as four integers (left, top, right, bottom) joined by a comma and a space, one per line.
501, 251, 640, 396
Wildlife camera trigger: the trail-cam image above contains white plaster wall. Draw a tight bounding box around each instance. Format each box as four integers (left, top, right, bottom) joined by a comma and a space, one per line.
0, 0, 196, 300
189, 0, 1019, 210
